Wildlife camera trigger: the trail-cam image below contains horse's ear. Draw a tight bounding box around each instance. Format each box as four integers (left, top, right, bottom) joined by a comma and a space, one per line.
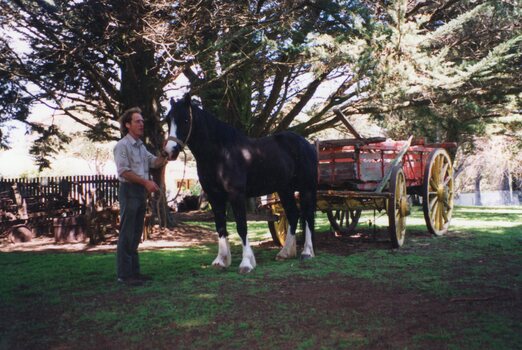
170, 97, 175, 106
184, 93, 192, 106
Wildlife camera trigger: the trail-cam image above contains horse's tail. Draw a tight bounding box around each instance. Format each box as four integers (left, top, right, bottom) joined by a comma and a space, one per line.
274, 131, 318, 232
295, 136, 317, 237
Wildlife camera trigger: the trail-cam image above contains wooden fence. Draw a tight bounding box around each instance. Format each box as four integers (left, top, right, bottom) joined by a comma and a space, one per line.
0, 175, 119, 217
1, 175, 122, 242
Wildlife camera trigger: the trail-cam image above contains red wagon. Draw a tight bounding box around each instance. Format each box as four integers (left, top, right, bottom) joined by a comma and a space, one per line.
266, 110, 456, 248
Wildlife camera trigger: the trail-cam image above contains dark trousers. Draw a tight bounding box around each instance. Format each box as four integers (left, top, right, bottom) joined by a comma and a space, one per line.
117, 182, 146, 279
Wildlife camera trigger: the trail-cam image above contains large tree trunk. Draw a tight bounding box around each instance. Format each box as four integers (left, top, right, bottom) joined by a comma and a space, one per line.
118, 30, 174, 230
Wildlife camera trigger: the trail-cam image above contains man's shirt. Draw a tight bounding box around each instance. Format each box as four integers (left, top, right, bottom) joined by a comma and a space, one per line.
114, 134, 157, 182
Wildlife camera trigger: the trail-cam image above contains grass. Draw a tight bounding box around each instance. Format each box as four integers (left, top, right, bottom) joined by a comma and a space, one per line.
1, 206, 521, 349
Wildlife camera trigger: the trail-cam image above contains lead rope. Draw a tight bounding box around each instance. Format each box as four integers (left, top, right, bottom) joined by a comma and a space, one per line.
169, 148, 188, 204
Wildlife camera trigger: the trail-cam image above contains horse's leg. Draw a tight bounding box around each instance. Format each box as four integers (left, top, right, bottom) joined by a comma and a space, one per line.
299, 190, 316, 260
210, 197, 231, 269
275, 190, 299, 260
229, 193, 256, 274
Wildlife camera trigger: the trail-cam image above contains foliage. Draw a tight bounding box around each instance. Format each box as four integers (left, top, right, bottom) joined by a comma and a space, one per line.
455, 132, 522, 193
0, 0, 520, 169
0, 0, 174, 168
360, 0, 522, 145
143, 0, 378, 136
0, 0, 377, 164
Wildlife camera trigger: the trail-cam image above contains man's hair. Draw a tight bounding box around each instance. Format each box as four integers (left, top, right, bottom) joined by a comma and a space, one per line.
119, 107, 142, 135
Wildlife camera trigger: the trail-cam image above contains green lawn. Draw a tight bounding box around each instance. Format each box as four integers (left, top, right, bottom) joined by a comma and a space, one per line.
1, 206, 521, 349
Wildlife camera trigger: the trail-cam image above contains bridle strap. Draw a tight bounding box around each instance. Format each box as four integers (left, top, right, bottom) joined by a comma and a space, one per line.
167, 103, 194, 150
167, 135, 186, 149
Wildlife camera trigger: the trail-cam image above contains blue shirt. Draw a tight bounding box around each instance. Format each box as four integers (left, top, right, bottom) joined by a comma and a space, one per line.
113, 134, 158, 182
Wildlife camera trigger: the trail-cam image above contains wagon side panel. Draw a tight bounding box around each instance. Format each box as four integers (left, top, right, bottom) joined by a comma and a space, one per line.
316, 140, 358, 189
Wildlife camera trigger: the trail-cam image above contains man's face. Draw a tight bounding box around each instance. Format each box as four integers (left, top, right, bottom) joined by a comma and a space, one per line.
126, 113, 144, 139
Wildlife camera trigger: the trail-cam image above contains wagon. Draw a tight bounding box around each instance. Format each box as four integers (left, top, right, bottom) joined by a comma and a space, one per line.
266, 110, 456, 248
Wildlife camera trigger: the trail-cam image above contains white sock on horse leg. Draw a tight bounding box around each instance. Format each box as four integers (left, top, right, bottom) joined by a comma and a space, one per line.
302, 222, 315, 258
276, 226, 297, 259
212, 235, 231, 268
239, 236, 256, 273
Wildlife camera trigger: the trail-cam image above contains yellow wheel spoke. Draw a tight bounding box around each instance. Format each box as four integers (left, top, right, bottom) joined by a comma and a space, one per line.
442, 210, 449, 225
442, 197, 452, 210
435, 156, 442, 182
437, 202, 443, 228
439, 204, 445, 228
436, 203, 442, 229
433, 202, 439, 227
429, 196, 438, 212
430, 203, 438, 223
441, 162, 449, 180
437, 160, 444, 182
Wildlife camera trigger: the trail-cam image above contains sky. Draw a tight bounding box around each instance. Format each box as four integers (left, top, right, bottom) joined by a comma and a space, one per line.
0, 122, 37, 177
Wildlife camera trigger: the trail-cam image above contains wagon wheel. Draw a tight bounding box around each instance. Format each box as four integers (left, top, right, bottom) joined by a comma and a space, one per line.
388, 166, 408, 248
268, 200, 287, 247
326, 209, 362, 235
423, 148, 454, 236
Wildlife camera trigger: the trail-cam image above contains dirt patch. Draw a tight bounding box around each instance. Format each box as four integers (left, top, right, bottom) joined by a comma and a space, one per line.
0, 221, 463, 255
211, 274, 520, 349
0, 222, 218, 253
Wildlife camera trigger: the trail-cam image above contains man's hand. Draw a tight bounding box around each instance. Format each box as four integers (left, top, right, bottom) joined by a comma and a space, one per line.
144, 179, 160, 193
121, 171, 160, 193
155, 151, 169, 167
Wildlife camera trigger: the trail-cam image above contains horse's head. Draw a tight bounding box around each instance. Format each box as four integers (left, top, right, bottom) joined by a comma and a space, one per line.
164, 93, 194, 161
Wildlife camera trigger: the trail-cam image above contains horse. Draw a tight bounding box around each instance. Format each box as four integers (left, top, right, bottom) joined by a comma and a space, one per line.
163, 94, 317, 273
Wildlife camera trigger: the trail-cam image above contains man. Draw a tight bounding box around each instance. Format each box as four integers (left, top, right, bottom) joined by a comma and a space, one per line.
114, 107, 167, 286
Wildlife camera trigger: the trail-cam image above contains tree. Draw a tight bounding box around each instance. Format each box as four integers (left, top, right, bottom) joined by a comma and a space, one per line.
5, 1, 518, 150
454, 131, 522, 204
1, 0, 379, 154
351, 0, 522, 146
0, 0, 182, 226
0, 0, 384, 225
1, 0, 520, 196
143, 0, 379, 137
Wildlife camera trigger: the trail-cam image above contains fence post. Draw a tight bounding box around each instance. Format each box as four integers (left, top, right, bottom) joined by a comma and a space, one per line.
12, 183, 28, 220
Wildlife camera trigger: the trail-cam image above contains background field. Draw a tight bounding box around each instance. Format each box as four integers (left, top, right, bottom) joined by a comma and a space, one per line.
1, 206, 521, 349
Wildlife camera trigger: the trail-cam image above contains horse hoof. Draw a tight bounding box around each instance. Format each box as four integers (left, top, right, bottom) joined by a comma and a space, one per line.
212, 263, 227, 270
300, 254, 313, 261
275, 253, 289, 261
239, 266, 253, 274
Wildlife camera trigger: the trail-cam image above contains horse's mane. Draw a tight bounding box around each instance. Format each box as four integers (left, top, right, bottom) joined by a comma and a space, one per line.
193, 104, 248, 145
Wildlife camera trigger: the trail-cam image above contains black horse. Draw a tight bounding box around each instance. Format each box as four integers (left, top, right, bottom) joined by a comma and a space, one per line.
164, 94, 317, 273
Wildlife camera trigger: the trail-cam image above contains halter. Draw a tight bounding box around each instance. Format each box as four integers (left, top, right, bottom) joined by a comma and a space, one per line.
167, 103, 194, 150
